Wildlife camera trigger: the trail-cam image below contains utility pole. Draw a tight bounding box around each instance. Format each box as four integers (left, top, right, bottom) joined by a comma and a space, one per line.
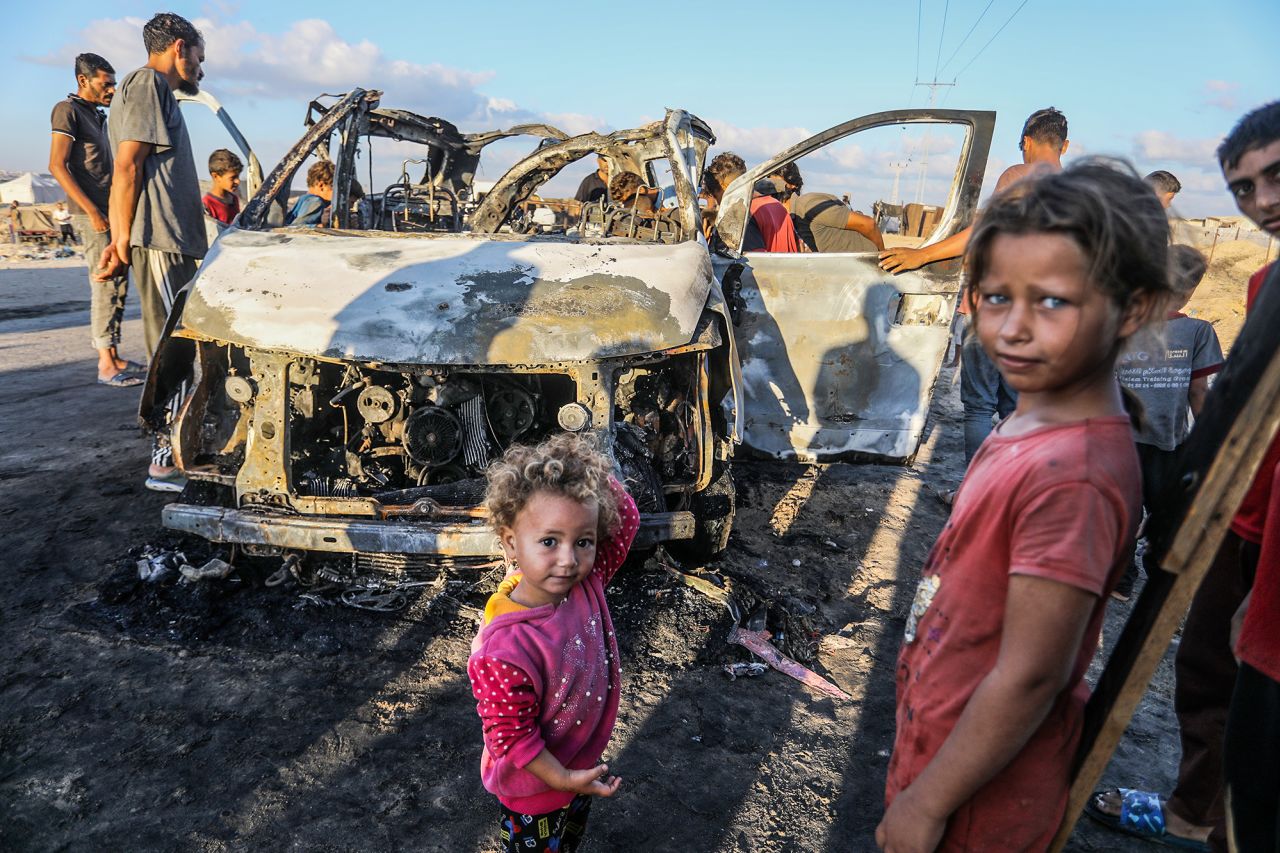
888, 160, 908, 206
912, 80, 954, 204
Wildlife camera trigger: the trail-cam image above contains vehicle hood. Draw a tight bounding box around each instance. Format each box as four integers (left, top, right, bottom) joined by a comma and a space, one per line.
179, 228, 715, 364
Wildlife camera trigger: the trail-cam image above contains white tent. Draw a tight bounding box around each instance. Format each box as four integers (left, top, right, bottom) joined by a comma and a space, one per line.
0, 172, 65, 204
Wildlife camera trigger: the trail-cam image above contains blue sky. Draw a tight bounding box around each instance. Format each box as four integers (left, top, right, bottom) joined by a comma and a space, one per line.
2, 0, 1277, 216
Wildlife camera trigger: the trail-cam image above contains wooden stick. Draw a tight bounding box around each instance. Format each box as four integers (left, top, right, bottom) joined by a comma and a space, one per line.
1050, 263, 1280, 851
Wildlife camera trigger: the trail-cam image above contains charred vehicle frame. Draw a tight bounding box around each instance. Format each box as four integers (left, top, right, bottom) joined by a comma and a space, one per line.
145, 87, 994, 585
147, 89, 737, 579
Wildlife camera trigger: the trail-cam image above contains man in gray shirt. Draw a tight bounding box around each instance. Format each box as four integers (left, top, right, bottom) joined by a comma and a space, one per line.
96, 11, 208, 491
49, 52, 141, 387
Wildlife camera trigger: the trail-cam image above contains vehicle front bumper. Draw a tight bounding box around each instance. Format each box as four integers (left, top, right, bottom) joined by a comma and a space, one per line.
162, 504, 695, 556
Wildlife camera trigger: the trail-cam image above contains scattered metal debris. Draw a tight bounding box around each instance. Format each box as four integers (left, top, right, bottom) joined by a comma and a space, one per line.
179, 558, 233, 582
136, 548, 185, 583
339, 588, 408, 611
655, 552, 733, 603
723, 662, 769, 681
293, 592, 333, 609
728, 624, 852, 701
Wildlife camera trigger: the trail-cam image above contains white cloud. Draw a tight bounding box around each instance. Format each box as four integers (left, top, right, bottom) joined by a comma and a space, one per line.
540, 112, 610, 137
28, 15, 528, 127
1173, 168, 1227, 194
704, 119, 812, 163
1202, 79, 1240, 112
1133, 130, 1220, 168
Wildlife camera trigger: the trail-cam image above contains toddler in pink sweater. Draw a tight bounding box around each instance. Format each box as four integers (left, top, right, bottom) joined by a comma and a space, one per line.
468, 433, 639, 853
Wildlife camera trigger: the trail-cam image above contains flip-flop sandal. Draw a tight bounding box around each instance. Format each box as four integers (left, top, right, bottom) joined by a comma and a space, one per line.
144, 469, 187, 493
98, 370, 143, 388
122, 360, 148, 373
1084, 788, 1210, 850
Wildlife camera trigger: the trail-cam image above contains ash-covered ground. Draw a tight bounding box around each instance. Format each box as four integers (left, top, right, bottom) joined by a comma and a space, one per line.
0, 260, 1182, 851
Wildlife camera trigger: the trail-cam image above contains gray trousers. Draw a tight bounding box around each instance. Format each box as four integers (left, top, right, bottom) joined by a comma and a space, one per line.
132, 246, 198, 467
74, 215, 129, 352
131, 246, 198, 357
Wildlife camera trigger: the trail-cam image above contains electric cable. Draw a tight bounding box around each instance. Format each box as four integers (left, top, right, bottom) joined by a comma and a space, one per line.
933, 0, 950, 81
939, 0, 997, 75
953, 0, 1032, 80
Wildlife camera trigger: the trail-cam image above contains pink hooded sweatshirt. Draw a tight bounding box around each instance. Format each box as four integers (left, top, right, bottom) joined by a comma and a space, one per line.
468, 481, 639, 814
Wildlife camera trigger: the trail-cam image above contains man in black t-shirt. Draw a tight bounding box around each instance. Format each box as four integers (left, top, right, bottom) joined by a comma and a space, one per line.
574, 155, 610, 206
48, 51, 141, 387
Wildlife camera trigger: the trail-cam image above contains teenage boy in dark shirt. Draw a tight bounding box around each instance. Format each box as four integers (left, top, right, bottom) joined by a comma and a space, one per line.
48, 52, 141, 387
1219, 101, 1280, 853
1087, 100, 1280, 853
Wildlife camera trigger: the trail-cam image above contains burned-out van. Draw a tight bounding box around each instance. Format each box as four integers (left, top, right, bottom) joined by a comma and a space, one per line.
145, 88, 993, 586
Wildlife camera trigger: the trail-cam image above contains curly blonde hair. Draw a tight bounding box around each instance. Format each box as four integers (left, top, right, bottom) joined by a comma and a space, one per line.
484, 433, 621, 538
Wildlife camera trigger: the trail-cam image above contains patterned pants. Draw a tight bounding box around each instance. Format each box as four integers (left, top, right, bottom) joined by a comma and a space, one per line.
498, 795, 591, 852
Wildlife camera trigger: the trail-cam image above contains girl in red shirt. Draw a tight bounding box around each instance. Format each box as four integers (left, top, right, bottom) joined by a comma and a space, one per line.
877, 161, 1174, 853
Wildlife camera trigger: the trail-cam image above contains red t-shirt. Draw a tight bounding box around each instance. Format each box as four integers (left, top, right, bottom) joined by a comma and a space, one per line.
1237, 461, 1280, 683
749, 195, 800, 253
1230, 262, 1277, 544
1233, 261, 1280, 684
886, 417, 1141, 852
202, 192, 240, 225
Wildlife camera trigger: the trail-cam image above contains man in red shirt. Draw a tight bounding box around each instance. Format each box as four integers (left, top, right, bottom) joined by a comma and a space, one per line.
704, 151, 800, 252
1087, 100, 1280, 853
201, 148, 242, 225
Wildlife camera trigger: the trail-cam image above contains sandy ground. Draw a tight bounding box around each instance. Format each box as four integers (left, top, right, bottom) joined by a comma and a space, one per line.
1187, 238, 1271, 353
0, 250, 1263, 851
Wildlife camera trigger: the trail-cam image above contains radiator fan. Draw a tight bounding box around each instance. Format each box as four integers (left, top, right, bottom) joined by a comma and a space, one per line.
402, 406, 463, 465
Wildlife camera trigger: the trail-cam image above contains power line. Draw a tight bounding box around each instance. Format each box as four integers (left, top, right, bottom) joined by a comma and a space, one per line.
914, 0, 923, 83
953, 0, 1032, 81
939, 0, 996, 75
932, 0, 950, 81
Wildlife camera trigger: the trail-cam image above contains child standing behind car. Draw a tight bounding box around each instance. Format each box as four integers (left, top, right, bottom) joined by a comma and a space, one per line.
286, 160, 333, 226
468, 434, 639, 853
1111, 244, 1224, 599
877, 160, 1172, 853
202, 148, 243, 225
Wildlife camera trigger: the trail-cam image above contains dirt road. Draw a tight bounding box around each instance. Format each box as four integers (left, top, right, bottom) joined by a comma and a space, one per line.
1, 259, 1178, 851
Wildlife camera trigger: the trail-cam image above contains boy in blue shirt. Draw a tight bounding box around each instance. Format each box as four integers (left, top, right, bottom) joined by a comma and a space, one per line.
286, 160, 333, 226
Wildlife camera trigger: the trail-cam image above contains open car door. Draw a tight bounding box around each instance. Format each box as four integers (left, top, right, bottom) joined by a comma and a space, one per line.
176, 89, 264, 197
176, 89, 264, 243
712, 108, 994, 462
